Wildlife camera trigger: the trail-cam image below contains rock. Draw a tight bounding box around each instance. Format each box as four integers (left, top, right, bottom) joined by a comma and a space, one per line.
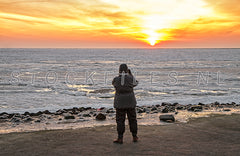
213, 101, 220, 105
11, 117, 20, 123
223, 109, 231, 112
55, 112, 63, 115
159, 115, 175, 122
0, 112, 8, 116
162, 107, 169, 113
161, 102, 171, 106
172, 102, 178, 106
0, 114, 9, 119
99, 107, 105, 110
64, 115, 75, 120
198, 103, 205, 106
83, 114, 91, 117
216, 105, 223, 108
14, 113, 21, 118
35, 119, 41, 123
151, 107, 157, 111
155, 104, 160, 107
24, 116, 33, 122
143, 107, 150, 112
96, 113, 106, 120
79, 107, 85, 112
176, 106, 184, 110
168, 106, 176, 112
194, 109, 202, 112
43, 110, 51, 115
55, 109, 66, 115
188, 105, 203, 112
150, 110, 158, 114
23, 112, 30, 116
30, 111, 43, 116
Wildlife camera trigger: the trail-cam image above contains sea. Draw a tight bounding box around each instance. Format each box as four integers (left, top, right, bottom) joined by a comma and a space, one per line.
0, 48, 240, 113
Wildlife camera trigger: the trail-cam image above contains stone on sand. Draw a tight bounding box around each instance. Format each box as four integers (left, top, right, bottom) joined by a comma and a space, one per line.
96, 113, 106, 120
159, 115, 175, 122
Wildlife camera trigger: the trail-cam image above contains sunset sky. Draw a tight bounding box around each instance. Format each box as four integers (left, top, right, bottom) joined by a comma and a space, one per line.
0, 0, 240, 48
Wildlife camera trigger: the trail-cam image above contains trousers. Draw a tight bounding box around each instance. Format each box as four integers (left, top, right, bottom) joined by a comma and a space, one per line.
116, 108, 138, 139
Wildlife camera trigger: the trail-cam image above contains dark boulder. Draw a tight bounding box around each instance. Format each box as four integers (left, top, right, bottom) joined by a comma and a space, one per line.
35, 119, 41, 123
0, 114, 9, 119
0, 112, 8, 116
151, 107, 157, 111
198, 103, 205, 106
162, 107, 169, 113
161, 102, 171, 106
223, 109, 231, 112
79, 107, 85, 112
194, 109, 202, 112
143, 108, 150, 113
30, 111, 43, 116
85, 107, 92, 110
55, 109, 66, 115
83, 114, 91, 117
99, 107, 105, 110
11, 117, 21, 123
188, 105, 203, 112
43, 110, 52, 115
159, 115, 175, 122
172, 102, 179, 106
96, 113, 106, 120
150, 110, 158, 114
64, 115, 75, 120
24, 116, 33, 122
176, 106, 184, 110
23, 112, 30, 116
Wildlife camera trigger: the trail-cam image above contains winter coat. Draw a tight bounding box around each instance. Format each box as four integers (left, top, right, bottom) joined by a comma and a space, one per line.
112, 74, 138, 109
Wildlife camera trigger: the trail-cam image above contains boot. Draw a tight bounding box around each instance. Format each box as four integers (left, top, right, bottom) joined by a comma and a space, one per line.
113, 138, 123, 144
133, 136, 139, 142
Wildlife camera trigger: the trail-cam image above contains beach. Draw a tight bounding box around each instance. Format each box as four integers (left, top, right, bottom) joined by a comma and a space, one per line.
0, 113, 240, 156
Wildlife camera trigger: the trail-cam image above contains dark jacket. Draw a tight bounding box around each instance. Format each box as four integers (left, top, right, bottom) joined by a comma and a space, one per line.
112, 74, 138, 109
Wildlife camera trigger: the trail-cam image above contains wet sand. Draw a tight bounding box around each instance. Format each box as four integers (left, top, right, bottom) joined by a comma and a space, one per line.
0, 114, 240, 156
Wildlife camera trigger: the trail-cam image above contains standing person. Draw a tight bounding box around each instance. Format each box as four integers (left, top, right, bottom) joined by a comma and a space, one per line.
112, 64, 138, 144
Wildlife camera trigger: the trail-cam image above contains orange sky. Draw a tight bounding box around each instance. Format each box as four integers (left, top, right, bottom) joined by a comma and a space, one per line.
0, 0, 240, 48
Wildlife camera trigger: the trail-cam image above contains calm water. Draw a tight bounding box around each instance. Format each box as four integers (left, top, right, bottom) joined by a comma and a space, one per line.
0, 48, 240, 113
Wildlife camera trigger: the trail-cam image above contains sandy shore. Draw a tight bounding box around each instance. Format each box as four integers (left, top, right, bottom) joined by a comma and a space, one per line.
0, 114, 239, 156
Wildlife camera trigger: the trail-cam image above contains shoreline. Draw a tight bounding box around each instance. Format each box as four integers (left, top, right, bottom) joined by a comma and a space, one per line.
0, 114, 240, 155
0, 102, 240, 134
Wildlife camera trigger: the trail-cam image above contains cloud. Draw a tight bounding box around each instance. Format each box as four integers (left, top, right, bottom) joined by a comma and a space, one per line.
204, 0, 240, 16
0, 0, 140, 41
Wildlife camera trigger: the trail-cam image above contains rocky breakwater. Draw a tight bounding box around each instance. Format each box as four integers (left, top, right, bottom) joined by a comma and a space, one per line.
0, 101, 239, 131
